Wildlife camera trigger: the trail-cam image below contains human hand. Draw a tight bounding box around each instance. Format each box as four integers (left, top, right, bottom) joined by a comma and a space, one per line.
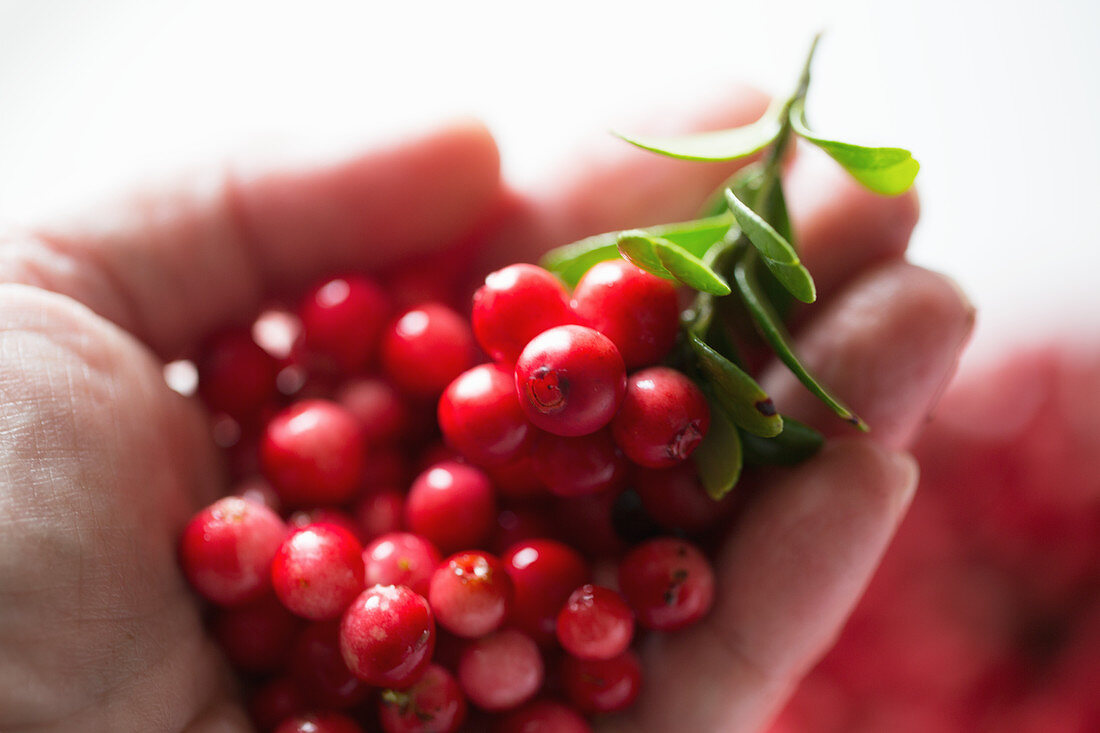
0, 88, 972, 732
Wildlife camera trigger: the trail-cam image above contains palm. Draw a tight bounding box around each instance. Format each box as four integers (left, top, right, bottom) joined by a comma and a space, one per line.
0, 95, 971, 732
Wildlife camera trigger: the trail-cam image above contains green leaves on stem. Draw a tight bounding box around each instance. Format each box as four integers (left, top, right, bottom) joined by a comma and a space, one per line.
725, 188, 816, 304
693, 395, 743, 500
688, 335, 781, 437
617, 233, 731, 295
740, 416, 824, 466
613, 101, 783, 162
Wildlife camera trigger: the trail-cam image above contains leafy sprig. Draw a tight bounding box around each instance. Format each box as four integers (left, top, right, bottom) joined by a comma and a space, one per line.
539, 34, 918, 498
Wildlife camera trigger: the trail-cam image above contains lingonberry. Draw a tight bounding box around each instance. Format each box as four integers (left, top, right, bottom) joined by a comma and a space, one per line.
486, 455, 547, 501
571, 259, 680, 370
195, 327, 279, 422
236, 477, 281, 512
405, 461, 496, 554
491, 507, 556, 555
212, 594, 301, 672
382, 302, 476, 397
336, 376, 411, 446
472, 264, 576, 364
299, 274, 390, 375
288, 508, 363, 540
180, 496, 286, 606
361, 447, 411, 491
556, 584, 635, 661
514, 325, 626, 437
354, 488, 405, 541
260, 399, 366, 506
363, 532, 442, 598
429, 550, 514, 638
379, 663, 467, 733
273, 712, 364, 733
497, 700, 593, 733
610, 367, 710, 468
618, 537, 715, 631
553, 490, 630, 558
458, 629, 544, 711
341, 585, 436, 688
560, 650, 643, 714
290, 621, 371, 710
438, 363, 533, 467
248, 676, 306, 732
530, 428, 629, 497
272, 523, 365, 620
503, 540, 591, 645
634, 462, 736, 535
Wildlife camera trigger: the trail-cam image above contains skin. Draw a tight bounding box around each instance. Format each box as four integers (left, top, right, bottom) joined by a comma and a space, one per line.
0, 88, 975, 732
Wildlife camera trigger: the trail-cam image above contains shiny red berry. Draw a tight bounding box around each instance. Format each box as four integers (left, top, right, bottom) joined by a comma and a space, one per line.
363, 532, 442, 598
195, 328, 279, 421
472, 264, 576, 364
497, 700, 593, 733
556, 584, 634, 661
299, 274, 390, 375
379, 663, 467, 733
340, 585, 436, 688
273, 712, 364, 733
180, 496, 286, 606
354, 488, 405, 541
405, 462, 496, 555
571, 259, 680, 369
290, 621, 371, 710
438, 363, 533, 467
272, 524, 365, 620
611, 367, 710, 468
485, 455, 547, 501
248, 677, 306, 732
634, 462, 736, 534
288, 508, 362, 540
561, 650, 642, 714
213, 594, 301, 672
531, 428, 629, 497
382, 303, 476, 397
458, 629, 544, 711
260, 399, 366, 506
618, 537, 715, 631
514, 325, 626, 437
491, 507, 556, 555
429, 550, 514, 638
336, 377, 410, 446
503, 539, 591, 645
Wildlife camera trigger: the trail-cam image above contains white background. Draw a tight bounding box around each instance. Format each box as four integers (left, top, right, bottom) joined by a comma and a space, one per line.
1, 0, 1097, 360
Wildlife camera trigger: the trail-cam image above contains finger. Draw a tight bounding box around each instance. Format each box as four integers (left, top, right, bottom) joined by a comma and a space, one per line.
0, 122, 501, 358
613, 440, 919, 733
762, 261, 975, 448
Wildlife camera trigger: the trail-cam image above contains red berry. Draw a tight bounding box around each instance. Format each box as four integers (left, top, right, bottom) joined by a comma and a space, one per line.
514, 325, 626, 437
213, 594, 301, 672
180, 497, 286, 606
618, 537, 715, 631
272, 524, 365, 620
472, 264, 576, 364
382, 303, 476, 397
299, 274, 390, 375
274, 712, 364, 733
503, 540, 591, 645
379, 663, 467, 733
560, 650, 642, 714
288, 508, 363, 540
497, 700, 593, 733
553, 490, 629, 559
354, 488, 405, 541
531, 429, 629, 497
439, 363, 533, 467
248, 677, 306, 732
429, 550, 514, 638
458, 629, 544, 711
571, 259, 680, 369
260, 399, 366, 506
491, 507, 557, 555
485, 455, 547, 501
290, 621, 371, 710
363, 532, 442, 598
610, 367, 710, 468
195, 328, 279, 421
337, 377, 410, 446
405, 462, 496, 554
556, 585, 635, 661
341, 585, 436, 688
634, 462, 735, 534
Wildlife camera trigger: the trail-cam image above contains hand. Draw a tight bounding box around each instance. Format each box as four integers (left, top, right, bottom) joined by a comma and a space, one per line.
0, 88, 972, 732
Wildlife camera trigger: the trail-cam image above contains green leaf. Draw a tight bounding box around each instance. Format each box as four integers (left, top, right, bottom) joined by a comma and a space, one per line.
725, 188, 816, 304
540, 213, 733, 286
740, 416, 824, 466
790, 100, 919, 196
693, 395, 743, 500
613, 102, 783, 162
734, 250, 867, 430
689, 335, 781, 437
616, 233, 731, 296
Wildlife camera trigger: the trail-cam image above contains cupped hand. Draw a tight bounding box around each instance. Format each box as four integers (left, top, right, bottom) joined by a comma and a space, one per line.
0, 88, 972, 732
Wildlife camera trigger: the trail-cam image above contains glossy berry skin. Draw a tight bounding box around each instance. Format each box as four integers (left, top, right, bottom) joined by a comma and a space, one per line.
299, 274, 390, 375
634, 462, 735, 534
472, 264, 576, 364
618, 537, 715, 631
195, 328, 279, 421
429, 551, 514, 638
337, 377, 410, 446
248, 677, 306, 732
497, 700, 593, 733
180, 496, 286, 606
260, 399, 366, 506
491, 508, 556, 556
273, 712, 364, 733
272, 524, 365, 620
341, 585, 436, 688
212, 594, 301, 672
355, 488, 405, 541
382, 303, 476, 397
288, 508, 363, 540
362, 532, 442, 599
504, 540, 591, 645
571, 259, 680, 370
486, 455, 547, 501
561, 650, 643, 714
610, 367, 710, 468
290, 621, 371, 710
405, 462, 496, 554
438, 363, 533, 467
556, 584, 634, 661
378, 663, 467, 733
458, 629, 544, 711
531, 428, 629, 497
514, 325, 626, 437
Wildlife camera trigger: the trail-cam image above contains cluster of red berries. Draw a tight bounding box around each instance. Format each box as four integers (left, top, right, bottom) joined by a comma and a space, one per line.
179, 259, 727, 732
